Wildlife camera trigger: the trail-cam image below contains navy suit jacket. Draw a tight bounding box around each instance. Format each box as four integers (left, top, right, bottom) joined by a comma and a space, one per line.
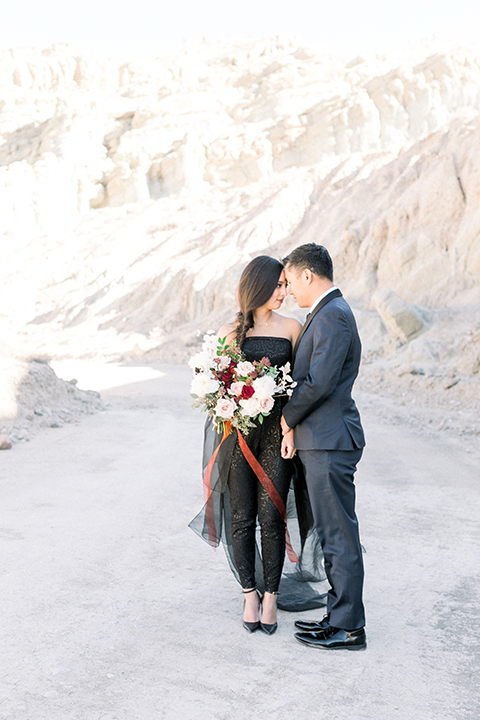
283, 289, 365, 451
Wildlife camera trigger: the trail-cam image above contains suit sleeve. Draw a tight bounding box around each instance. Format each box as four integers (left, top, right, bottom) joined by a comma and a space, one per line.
283, 307, 351, 429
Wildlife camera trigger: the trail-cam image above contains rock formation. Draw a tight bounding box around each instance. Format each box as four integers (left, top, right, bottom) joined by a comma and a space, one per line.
1, 38, 480, 437
0, 357, 103, 446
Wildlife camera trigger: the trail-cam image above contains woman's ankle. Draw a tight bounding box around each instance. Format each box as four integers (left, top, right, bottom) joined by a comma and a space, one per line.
261, 591, 278, 623
242, 588, 260, 622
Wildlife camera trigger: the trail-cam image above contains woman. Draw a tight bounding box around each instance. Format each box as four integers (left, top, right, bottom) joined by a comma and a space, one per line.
189, 256, 326, 634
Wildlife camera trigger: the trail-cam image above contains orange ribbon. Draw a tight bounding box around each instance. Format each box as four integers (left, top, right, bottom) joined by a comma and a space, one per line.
202, 421, 298, 563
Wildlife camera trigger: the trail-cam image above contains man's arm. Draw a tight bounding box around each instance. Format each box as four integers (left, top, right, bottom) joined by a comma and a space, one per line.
282, 307, 351, 431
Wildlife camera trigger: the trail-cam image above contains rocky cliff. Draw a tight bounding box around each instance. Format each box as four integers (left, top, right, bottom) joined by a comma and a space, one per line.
1, 38, 480, 431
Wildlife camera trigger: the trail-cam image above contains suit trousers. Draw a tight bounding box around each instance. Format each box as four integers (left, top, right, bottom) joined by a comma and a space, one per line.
297, 448, 365, 630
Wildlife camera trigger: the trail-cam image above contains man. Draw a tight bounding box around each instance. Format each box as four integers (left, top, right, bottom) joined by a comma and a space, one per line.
281, 243, 366, 651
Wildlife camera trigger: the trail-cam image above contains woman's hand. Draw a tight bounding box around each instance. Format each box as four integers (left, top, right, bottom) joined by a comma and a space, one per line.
281, 429, 296, 459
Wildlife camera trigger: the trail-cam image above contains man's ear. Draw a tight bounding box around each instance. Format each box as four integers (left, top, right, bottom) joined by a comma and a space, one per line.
304, 268, 313, 284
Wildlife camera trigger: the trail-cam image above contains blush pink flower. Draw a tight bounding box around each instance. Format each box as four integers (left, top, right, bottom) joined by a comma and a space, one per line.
214, 397, 236, 419
236, 361, 255, 376
258, 396, 274, 414
228, 382, 244, 397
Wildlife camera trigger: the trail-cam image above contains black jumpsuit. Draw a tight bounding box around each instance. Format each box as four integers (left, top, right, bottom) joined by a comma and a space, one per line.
228, 337, 292, 593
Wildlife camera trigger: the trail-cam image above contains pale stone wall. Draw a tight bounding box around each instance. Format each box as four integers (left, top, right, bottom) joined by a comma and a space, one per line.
1, 39, 479, 382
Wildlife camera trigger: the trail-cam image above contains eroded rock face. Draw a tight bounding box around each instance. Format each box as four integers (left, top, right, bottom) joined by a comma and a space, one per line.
2, 41, 480, 236
372, 288, 428, 344
1, 39, 479, 381
456, 324, 480, 375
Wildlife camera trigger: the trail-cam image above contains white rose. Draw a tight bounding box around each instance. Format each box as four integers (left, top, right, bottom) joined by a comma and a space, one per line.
217, 355, 231, 369
236, 361, 255, 376
252, 374, 277, 399
239, 396, 262, 417
191, 373, 220, 398
215, 397, 236, 419
188, 350, 214, 373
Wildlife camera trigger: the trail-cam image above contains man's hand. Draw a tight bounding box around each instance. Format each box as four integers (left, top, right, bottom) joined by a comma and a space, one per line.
281, 430, 296, 459
281, 415, 291, 436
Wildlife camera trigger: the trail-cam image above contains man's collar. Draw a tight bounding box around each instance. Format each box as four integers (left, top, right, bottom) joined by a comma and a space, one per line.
310, 286, 338, 312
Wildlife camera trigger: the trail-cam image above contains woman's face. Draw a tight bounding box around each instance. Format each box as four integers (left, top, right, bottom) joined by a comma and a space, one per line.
264, 269, 288, 310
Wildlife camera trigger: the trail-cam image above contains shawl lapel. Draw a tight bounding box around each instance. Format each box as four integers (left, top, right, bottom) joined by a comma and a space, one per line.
292, 288, 343, 365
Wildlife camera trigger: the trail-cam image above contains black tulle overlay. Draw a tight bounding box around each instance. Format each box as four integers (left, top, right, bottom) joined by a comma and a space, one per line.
189, 337, 327, 612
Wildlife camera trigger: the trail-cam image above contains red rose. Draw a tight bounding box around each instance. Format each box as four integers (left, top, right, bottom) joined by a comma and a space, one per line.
241, 384, 255, 399
220, 370, 234, 387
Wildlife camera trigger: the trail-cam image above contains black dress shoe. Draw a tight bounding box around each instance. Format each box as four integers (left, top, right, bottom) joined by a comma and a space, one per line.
295, 626, 367, 651
294, 613, 331, 632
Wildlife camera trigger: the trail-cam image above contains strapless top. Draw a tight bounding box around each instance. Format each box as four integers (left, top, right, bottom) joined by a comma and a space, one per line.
242, 336, 292, 368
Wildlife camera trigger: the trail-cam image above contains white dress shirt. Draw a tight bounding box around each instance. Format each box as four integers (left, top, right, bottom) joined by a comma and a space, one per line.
309, 286, 338, 314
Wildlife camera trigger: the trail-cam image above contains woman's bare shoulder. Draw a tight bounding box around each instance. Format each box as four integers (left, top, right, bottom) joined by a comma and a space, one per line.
277, 314, 302, 343
217, 321, 238, 342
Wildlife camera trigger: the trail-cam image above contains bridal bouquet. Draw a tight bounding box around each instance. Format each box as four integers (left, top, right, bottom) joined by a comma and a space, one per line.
189, 332, 296, 435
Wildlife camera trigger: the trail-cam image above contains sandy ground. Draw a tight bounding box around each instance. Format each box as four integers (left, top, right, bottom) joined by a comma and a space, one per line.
1, 363, 479, 720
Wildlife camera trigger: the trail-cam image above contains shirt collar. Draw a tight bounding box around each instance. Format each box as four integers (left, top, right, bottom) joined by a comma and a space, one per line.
310, 286, 337, 313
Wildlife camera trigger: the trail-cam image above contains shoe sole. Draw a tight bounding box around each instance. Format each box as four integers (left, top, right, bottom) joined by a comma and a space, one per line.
295, 637, 367, 651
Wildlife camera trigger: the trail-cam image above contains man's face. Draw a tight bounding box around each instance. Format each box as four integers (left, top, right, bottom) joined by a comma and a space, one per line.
285, 264, 310, 308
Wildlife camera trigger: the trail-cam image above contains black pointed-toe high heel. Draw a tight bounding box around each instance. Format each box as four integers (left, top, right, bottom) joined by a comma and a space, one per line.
260, 591, 278, 635
242, 588, 260, 633
260, 621, 278, 635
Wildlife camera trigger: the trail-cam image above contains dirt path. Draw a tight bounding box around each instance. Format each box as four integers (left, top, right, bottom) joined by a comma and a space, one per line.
1, 364, 479, 720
